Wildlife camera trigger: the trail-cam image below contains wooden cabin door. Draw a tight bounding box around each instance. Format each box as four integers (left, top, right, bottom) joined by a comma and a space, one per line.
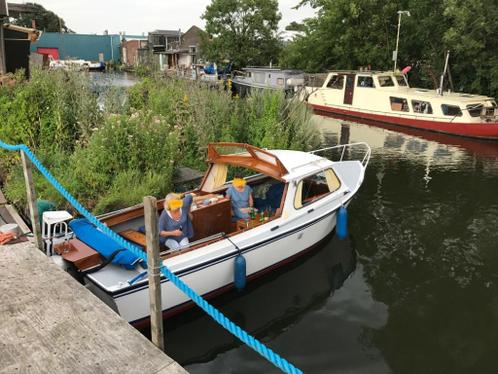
343, 74, 355, 105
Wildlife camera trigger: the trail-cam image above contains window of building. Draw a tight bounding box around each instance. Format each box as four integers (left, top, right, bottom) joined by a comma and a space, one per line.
412, 100, 433, 114
390, 97, 410, 112
441, 104, 463, 117
357, 76, 375, 88
378, 76, 395, 87
277, 78, 284, 85
467, 104, 483, 117
327, 75, 344, 89
294, 169, 341, 209
395, 75, 408, 86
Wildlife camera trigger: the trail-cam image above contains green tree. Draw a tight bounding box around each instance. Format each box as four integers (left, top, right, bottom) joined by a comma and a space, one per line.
201, 0, 282, 67
280, 0, 498, 98
12, 3, 71, 32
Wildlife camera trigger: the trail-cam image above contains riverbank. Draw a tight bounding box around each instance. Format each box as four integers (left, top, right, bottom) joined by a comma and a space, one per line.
0, 70, 319, 215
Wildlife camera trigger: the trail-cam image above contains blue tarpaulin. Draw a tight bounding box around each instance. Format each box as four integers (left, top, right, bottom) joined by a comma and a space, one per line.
69, 218, 141, 269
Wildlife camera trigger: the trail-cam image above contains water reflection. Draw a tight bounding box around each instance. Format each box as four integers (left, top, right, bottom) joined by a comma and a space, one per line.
87, 71, 137, 110
139, 235, 391, 372
314, 115, 498, 372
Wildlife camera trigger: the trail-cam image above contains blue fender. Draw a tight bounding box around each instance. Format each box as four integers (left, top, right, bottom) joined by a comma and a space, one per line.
336, 206, 348, 240
234, 254, 247, 291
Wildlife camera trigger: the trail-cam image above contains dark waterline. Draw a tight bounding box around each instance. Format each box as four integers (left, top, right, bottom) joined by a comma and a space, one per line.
137, 116, 498, 373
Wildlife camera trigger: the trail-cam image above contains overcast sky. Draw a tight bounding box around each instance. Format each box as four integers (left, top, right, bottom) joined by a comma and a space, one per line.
27, 0, 316, 35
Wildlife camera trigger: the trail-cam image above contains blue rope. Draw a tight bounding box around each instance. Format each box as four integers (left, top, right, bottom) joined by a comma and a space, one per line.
0, 140, 302, 374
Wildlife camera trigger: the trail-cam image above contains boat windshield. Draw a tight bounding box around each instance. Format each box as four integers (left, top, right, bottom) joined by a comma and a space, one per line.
378, 76, 395, 87
395, 75, 408, 86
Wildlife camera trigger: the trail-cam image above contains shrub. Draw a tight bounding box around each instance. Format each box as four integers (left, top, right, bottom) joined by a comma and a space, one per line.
1, 71, 319, 215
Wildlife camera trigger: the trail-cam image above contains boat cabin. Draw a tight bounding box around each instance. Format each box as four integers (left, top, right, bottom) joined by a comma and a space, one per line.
315, 70, 498, 123
231, 67, 305, 96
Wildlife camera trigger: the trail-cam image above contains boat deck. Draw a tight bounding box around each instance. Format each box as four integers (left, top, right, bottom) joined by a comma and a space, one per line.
0, 241, 186, 373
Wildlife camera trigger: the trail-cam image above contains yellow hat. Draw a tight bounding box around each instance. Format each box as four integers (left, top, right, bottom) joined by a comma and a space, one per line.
233, 178, 246, 188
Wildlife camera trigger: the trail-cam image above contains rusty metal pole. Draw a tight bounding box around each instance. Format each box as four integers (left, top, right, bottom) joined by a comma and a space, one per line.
143, 196, 164, 351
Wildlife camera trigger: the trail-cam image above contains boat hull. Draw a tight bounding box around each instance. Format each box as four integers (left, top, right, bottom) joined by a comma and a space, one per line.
89, 207, 340, 326
310, 103, 498, 140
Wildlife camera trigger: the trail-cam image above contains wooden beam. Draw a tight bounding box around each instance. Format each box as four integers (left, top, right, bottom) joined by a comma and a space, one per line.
0, 189, 6, 205
143, 196, 164, 351
0, 18, 6, 75
5, 205, 31, 235
20, 151, 43, 250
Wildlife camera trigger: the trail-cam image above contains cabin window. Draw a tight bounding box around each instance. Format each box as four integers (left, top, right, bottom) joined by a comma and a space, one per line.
294, 169, 341, 209
378, 76, 395, 87
254, 73, 265, 83
277, 78, 284, 85
246, 72, 252, 78
390, 97, 410, 112
357, 76, 374, 88
395, 75, 408, 86
441, 104, 463, 117
467, 104, 483, 117
327, 75, 344, 89
412, 100, 433, 114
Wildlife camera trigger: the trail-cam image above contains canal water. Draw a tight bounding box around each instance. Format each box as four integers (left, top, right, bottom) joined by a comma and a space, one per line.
149, 115, 498, 373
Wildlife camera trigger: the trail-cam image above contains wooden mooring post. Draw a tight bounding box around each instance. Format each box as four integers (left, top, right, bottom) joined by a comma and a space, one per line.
143, 196, 165, 351
0, 0, 7, 75
20, 150, 43, 250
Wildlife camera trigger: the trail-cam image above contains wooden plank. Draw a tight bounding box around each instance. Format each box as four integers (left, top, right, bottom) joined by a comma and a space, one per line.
0, 19, 6, 75
20, 151, 42, 249
144, 196, 165, 351
0, 241, 185, 373
4, 204, 30, 235
120, 229, 147, 248
0, 189, 6, 205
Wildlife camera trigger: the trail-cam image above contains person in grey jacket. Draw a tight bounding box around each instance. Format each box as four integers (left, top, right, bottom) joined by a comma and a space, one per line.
158, 193, 194, 251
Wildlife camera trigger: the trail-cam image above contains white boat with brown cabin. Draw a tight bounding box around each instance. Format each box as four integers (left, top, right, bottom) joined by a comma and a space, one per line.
51, 142, 370, 326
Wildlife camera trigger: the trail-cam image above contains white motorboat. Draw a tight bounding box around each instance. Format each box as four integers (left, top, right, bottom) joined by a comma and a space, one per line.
302, 70, 498, 139
55, 142, 370, 326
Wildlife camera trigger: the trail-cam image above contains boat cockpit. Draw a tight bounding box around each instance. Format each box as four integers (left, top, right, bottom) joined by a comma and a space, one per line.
98, 143, 299, 259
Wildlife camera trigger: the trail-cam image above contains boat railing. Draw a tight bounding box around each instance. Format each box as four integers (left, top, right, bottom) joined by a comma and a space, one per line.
309, 142, 372, 168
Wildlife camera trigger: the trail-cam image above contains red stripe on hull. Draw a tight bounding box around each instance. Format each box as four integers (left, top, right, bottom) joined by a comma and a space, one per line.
310, 103, 498, 140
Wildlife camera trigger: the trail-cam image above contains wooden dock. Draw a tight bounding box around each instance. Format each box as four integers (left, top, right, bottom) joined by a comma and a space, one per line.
0, 241, 186, 373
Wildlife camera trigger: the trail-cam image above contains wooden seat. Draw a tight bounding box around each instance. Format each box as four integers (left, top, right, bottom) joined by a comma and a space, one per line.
120, 230, 146, 248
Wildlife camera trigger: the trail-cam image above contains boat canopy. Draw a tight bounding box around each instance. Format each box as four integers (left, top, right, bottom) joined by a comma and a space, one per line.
207, 143, 288, 180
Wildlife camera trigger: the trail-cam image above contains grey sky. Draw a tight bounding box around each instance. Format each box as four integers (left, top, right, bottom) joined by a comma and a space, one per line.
28, 0, 316, 35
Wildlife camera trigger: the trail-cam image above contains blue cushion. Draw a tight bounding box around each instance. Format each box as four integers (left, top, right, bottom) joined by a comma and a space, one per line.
69, 218, 141, 270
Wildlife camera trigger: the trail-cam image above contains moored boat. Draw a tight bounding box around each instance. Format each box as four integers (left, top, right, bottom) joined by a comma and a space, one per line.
52, 142, 370, 325
231, 67, 305, 97
303, 70, 498, 140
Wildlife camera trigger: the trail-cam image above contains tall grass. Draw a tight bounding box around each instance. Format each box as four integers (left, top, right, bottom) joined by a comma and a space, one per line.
0, 70, 319, 214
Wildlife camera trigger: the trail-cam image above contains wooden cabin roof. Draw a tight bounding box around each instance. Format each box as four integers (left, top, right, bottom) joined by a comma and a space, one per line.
207, 143, 289, 180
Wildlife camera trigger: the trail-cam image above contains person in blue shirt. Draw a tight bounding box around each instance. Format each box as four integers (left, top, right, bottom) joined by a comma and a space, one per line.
158, 193, 194, 251
226, 175, 254, 221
